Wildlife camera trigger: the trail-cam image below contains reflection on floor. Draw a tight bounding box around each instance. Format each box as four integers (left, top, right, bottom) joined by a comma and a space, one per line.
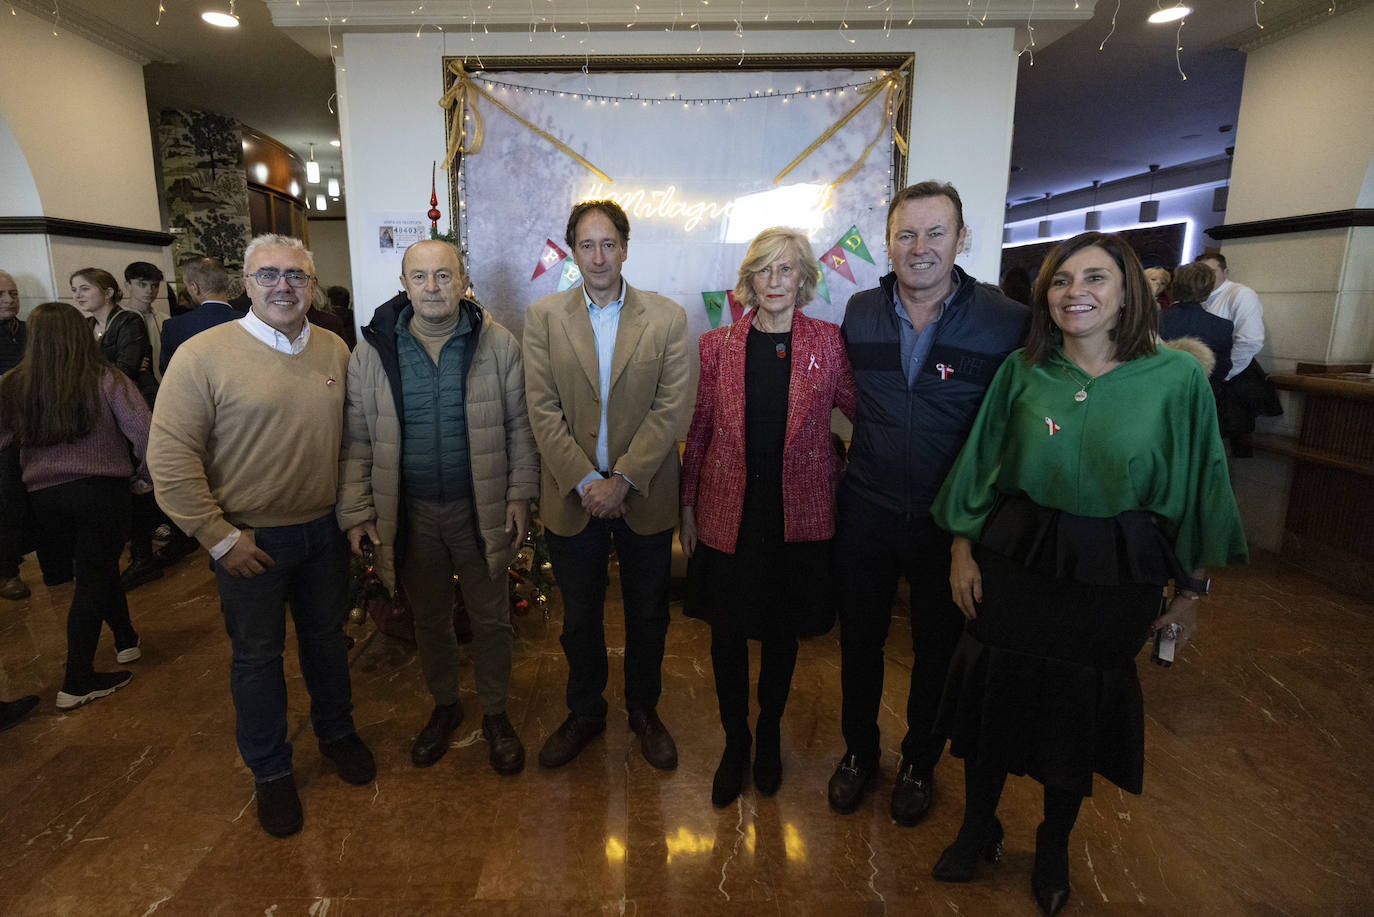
1, 548, 1371, 915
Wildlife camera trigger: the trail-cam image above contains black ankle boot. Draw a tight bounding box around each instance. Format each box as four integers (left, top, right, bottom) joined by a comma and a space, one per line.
1032, 823, 1071, 915
931, 816, 1004, 882
753, 715, 781, 796
712, 741, 751, 808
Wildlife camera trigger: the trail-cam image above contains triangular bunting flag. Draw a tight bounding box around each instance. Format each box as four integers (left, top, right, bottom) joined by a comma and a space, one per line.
701, 291, 726, 329
531, 238, 569, 280
556, 256, 582, 292
838, 225, 875, 264
821, 244, 856, 284
726, 290, 744, 325
814, 262, 831, 304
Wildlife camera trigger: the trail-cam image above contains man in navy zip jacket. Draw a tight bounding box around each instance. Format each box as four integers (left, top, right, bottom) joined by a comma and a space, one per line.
830, 181, 1029, 826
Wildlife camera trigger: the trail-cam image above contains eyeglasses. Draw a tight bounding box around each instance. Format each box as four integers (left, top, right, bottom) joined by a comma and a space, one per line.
246, 268, 313, 288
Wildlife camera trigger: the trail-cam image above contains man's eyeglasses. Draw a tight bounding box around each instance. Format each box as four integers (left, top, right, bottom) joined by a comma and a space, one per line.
247, 268, 313, 288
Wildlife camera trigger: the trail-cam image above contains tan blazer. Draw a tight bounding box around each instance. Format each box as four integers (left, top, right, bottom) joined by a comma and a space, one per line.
524, 283, 690, 537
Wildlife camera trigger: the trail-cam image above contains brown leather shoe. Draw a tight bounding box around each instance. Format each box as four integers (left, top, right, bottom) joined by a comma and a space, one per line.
411, 703, 463, 768
628, 709, 678, 770
537, 713, 605, 768
0, 576, 30, 601
482, 713, 526, 775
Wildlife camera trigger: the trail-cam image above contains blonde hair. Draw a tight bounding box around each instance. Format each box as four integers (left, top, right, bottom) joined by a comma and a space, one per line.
732, 227, 818, 313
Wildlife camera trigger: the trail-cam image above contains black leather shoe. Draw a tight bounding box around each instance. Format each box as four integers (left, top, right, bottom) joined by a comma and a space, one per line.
1032, 824, 1071, 915
0, 576, 30, 600
320, 732, 376, 785
154, 533, 199, 566
0, 695, 39, 731
827, 753, 876, 814
119, 557, 163, 592
712, 743, 751, 808
411, 703, 464, 767
628, 709, 678, 770
256, 774, 303, 838
538, 713, 606, 768
890, 761, 933, 826
753, 717, 782, 797
932, 816, 1004, 882
482, 713, 526, 775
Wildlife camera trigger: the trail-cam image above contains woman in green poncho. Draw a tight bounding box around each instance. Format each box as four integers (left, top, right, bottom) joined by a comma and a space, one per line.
928, 232, 1247, 915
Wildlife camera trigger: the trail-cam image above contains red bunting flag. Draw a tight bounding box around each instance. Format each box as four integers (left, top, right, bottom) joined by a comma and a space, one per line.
821, 244, 855, 284
726, 290, 745, 324
531, 238, 569, 281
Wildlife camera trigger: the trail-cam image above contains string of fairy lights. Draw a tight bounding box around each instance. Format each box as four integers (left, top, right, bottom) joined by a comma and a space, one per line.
18, 0, 1344, 76
450, 66, 901, 261
471, 75, 887, 106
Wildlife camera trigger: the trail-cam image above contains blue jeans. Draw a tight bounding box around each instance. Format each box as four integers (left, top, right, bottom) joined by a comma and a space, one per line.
545, 516, 672, 722
214, 513, 355, 782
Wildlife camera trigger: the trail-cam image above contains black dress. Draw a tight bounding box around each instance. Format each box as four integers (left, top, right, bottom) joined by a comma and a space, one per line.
936, 495, 1177, 797
686, 325, 833, 639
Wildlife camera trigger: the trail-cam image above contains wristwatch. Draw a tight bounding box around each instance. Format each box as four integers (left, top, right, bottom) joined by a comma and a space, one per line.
1178, 576, 1210, 598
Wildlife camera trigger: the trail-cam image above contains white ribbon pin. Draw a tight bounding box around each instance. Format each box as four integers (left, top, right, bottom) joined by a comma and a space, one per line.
808, 354, 820, 371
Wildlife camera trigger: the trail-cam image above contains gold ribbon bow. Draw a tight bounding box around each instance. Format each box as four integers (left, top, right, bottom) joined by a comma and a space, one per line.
773, 57, 912, 188
440, 61, 613, 183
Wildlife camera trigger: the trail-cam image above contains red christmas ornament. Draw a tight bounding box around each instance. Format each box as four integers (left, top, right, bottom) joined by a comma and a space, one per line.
428, 160, 442, 229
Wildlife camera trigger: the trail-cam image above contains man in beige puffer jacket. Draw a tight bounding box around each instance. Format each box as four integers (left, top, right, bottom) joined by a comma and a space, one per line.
337, 240, 539, 775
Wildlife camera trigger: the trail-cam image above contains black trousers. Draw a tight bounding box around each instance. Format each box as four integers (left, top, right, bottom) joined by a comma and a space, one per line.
710, 620, 798, 744
28, 477, 136, 681
833, 487, 964, 772
545, 516, 673, 722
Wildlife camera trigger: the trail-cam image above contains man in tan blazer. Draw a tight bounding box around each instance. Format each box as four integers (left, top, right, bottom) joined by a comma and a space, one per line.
524, 200, 690, 771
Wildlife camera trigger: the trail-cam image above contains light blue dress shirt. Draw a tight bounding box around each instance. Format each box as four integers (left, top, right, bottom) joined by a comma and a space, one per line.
576, 280, 627, 495
893, 271, 960, 387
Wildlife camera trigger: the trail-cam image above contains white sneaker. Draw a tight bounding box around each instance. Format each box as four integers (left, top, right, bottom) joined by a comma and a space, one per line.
56, 671, 133, 710
115, 640, 142, 664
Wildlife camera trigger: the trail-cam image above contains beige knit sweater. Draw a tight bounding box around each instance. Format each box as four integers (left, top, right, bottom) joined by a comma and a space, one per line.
148, 321, 349, 549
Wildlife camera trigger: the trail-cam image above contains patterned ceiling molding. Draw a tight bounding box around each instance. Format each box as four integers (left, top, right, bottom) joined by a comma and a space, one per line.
1235, 0, 1372, 52
266, 0, 1092, 29
11, 0, 178, 65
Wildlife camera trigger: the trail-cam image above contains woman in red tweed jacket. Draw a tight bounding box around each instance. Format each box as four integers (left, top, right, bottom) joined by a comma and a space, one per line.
680, 226, 856, 808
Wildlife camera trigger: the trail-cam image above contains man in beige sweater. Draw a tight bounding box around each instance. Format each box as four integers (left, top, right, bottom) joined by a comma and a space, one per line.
149, 234, 373, 839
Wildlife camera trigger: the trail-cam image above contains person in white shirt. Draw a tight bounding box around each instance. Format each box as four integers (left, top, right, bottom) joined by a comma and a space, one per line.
1198, 253, 1264, 381
1197, 252, 1281, 455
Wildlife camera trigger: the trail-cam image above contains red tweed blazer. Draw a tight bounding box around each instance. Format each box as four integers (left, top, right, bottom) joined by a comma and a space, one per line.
681, 311, 856, 553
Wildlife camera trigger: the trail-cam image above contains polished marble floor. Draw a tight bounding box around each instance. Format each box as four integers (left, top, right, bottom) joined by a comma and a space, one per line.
1, 547, 1371, 916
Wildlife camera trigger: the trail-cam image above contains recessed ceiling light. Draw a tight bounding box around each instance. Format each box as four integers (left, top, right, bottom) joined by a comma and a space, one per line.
1147, 5, 1191, 24
201, 11, 240, 28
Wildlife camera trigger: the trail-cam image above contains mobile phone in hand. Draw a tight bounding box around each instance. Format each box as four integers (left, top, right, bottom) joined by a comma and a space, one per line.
1152, 628, 1175, 667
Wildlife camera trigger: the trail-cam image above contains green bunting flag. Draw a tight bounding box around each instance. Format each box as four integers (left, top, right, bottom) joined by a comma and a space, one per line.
814, 262, 831, 304
556, 256, 582, 292
701, 291, 727, 329
838, 225, 875, 264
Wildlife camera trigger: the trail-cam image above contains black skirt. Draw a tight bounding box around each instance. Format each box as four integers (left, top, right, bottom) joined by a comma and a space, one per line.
684, 324, 835, 640
936, 495, 1174, 796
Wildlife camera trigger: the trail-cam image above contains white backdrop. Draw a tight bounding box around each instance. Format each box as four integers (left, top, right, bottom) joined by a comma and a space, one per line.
458, 68, 894, 342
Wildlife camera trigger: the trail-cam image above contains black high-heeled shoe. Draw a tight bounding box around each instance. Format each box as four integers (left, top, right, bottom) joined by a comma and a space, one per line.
711, 742, 751, 808
753, 716, 782, 796
931, 816, 1004, 882
1031, 825, 1071, 915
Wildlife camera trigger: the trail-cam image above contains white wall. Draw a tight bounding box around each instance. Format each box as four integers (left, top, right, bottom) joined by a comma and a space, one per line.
0, 7, 169, 314
338, 26, 1019, 319
1227, 4, 1374, 224
306, 217, 354, 294
0, 7, 162, 229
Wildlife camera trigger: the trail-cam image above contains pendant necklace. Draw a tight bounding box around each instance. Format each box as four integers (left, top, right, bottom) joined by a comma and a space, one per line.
755, 320, 790, 358
1064, 365, 1093, 402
